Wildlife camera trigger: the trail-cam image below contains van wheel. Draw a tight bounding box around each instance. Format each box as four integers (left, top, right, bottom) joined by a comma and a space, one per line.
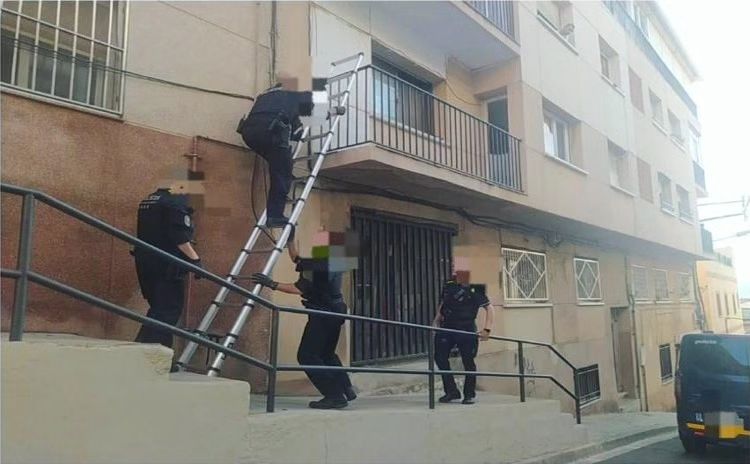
681, 435, 707, 454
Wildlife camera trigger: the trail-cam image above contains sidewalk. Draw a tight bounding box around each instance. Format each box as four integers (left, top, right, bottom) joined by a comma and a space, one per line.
515, 411, 677, 464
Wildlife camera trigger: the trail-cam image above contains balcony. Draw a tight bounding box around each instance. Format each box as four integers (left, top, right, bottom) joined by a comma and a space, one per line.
701, 225, 714, 254
316, 66, 523, 193
465, 1, 515, 41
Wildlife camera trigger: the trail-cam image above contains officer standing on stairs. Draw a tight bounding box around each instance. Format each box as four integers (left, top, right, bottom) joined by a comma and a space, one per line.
237, 78, 315, 228
432, 262, 494, 405
133, 184, 202, 349
250, 238, 356, 409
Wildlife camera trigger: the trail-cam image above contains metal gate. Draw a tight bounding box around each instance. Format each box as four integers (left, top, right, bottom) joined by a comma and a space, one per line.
351, 209, 454, 364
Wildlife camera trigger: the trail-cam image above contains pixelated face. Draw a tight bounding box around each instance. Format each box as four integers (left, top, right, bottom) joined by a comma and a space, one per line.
307, 230, 360, 273
453, 256, 470, 284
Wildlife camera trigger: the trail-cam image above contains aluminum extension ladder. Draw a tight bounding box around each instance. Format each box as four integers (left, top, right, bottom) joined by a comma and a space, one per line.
176, 52, 365, 376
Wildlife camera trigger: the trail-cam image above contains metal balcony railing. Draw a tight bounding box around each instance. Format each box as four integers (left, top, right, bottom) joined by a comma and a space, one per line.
317, 66, 524, 193
701, 225, 714, 254
466, 0, 515, 40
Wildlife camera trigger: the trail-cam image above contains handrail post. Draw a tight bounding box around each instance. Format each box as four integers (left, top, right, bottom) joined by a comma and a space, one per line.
518, 341, 525, 403
266, 308, 280, 413
10, 193, 35, 341
427, 327, 435, 409
573, 367, 581, 424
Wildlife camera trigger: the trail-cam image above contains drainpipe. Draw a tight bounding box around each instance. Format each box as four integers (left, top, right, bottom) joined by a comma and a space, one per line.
624, 255, 647, 412
270, 0, 278, 83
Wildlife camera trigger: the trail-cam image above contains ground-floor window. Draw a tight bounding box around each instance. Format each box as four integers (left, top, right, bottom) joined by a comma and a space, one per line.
350, 209, 454, 364
659, 343, 673, 382
577, 364, 601, 405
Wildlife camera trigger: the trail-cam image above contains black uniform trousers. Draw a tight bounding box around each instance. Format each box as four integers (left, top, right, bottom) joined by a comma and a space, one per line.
297, 308, 352, 399
135, 276, 186, 349
434, 324, 479, 398
241, 117, 293, 220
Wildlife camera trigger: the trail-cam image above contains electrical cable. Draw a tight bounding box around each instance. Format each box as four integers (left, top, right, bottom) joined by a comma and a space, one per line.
9, 38, 255, 101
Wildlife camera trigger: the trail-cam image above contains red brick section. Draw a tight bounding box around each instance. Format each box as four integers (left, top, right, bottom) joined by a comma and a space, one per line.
1, 94, 272, 389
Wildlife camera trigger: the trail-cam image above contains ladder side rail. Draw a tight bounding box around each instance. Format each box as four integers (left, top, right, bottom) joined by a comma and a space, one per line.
206, 53, 364, 375
176, 128, 309, 368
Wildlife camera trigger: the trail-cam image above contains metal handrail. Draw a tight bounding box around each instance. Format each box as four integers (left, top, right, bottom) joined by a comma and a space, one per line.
1, 182, 581, 422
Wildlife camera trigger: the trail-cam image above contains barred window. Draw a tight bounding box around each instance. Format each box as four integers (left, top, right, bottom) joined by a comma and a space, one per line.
576, 364, 601, 405
659, 344, 673, 382
631, 265, 649, 301
653, 269, 669, 301
677, 273, 693, 302
502, 248, 548, 302
574, 258, 602, 302
1, 0, 128, 112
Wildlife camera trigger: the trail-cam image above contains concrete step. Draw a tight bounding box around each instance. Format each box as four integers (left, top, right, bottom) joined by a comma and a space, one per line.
2, 334, 250, 464
242, 393, 586, 464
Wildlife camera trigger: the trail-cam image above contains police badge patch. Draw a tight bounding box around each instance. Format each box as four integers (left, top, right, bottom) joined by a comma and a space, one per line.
184, 215, 191, 227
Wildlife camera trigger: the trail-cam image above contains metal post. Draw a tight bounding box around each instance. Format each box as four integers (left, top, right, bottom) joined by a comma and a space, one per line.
10, 193, 36, 341
518, 341, 526, 403
266, 308, 280, 413
573, 367, 581, 424
427, 327, 435, 409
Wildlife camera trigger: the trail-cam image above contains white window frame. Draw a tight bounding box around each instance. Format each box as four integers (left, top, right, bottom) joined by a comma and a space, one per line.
668, 110, 684, 145
658, 173, 674, 213
0, 0, 129, 114
598, 36, 620, 86
543, 110, 571, 162
574, 258, 602, 303
608, 142, 632, 192
502, 247, 549, 303
676, 185, 692, 222
649, 91, 664, 128
632, 265, 650, 301
677, 272, 694, 302
653, 269, 670, 302
688, 127, 701, 164
632, 2, 650, 38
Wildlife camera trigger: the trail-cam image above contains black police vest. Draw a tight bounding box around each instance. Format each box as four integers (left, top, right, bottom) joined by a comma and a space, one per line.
249, 89, 313, 120
136, 189, 193, 259
441, 282, 480, 326
297, 268, 345, 312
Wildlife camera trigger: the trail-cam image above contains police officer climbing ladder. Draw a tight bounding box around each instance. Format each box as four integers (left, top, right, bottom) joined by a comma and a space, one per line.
176, 53, 365, 377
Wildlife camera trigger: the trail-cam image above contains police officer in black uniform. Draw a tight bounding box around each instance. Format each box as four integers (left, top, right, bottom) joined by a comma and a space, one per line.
133, 186, 202, 348
251, 241, 356, 409
432, 270, 494, 404
238, 82, 315, 228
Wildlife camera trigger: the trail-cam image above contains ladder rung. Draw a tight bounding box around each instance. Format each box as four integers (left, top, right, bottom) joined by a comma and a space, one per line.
293, 153, 319, 163
304, 132, 333, 142
329, 90, 350, 101
331, 52, 363, 67
211, 300, 245, 308
241, 247, 277, 254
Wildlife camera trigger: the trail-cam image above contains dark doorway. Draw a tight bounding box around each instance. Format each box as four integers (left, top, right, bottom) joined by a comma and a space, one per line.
351, 209, 454, 364
611, 307, 636, 396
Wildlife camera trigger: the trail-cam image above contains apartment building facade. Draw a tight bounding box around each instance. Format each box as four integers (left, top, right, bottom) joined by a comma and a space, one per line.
2, 1, 705, 413
696, 249, 745, 335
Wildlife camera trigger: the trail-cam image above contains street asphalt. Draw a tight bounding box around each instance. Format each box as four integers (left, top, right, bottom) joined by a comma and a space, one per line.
597, 436, 750, 464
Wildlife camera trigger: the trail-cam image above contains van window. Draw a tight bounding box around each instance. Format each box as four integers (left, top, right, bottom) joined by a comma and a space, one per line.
680, 337, 750, 376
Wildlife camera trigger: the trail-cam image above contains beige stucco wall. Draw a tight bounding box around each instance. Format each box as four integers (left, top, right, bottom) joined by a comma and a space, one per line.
696, 257, 744, 335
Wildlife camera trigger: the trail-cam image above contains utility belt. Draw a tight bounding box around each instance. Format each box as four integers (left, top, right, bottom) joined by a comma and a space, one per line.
236, 111, 289, 135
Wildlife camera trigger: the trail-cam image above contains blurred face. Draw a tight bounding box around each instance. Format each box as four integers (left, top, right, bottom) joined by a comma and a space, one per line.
453, 256, 470, 284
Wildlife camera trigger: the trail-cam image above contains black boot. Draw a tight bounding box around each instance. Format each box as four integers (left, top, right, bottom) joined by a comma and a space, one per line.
309, 396, 348, 409
438, 391, 461, 403
345, 386, 358, 402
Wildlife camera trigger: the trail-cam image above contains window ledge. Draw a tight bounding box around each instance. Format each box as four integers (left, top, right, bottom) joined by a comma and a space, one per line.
679, 216, 694, 225
1, 85, 123, 121
635, 299, 652, 305
503, 303, 553, 309
661, 207, 678, 217
578, 302, 605, 307
661, 377, 674, 385
670, 137, 687, 152
680, 299, 695, 303
600, 74, 626, 97
610, 184, 636, 197
544, 153, 589, 175
655, 300, 674, 305
537, 13, 579, 55
652, 120, 669, 136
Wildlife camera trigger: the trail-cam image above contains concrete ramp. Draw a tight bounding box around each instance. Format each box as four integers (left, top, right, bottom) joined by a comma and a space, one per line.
243, 394, 588, 464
